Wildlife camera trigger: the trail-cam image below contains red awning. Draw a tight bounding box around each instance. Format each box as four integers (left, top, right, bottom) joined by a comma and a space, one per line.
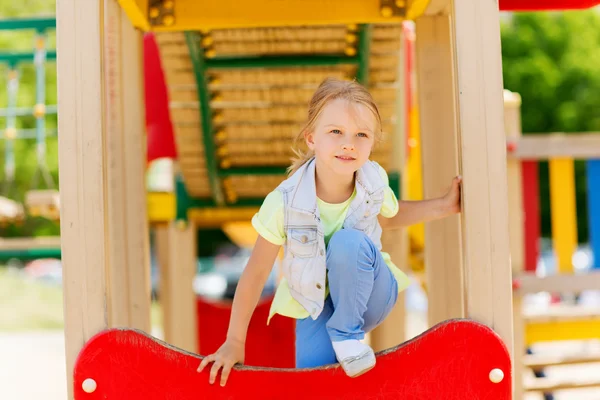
500, 0, 600, 10
144, 33, 177, 163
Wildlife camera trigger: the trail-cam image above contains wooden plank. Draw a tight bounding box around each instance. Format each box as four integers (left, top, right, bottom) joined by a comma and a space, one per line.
415, 14, 463, 326
451, 0, 514, 355
549, 158, 578, 273
507, 133, 600, 160
587, 160, 600, 269
57, 1, 150, 397
514, 272, 600, 294
523, 305, 600, 323
524, 352, 600, 368
503, 89, 525, 399
525, 376, 600, 393
161, 221, 198, 353
522, 161, 540, 272
0, 237, 61, 250
57, 1, 107, 398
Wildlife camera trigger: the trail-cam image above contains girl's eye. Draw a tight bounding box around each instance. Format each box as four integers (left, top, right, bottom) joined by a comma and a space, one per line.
330, 129, 342, 134
357, 132, 368, 138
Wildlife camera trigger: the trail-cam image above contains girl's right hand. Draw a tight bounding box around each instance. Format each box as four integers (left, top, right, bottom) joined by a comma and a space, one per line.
197, 338, 245, 386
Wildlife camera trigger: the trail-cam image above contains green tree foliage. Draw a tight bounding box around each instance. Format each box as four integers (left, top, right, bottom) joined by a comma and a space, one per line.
501, 10, 600, 243
0, 1, 59, 237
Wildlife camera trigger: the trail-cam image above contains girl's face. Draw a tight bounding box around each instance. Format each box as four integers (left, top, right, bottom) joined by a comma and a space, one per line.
305, 98, 377, 177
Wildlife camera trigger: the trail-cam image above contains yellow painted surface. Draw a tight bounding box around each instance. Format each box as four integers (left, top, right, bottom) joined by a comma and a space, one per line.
117, 0, 150, 30
407, 104, 425, 255
526, 319, 600, 346
147, 192, 176, 222
146, 0, 421, 31
549, 158, 578, 274
222, 221, 259, 248
187, 207, 259, 228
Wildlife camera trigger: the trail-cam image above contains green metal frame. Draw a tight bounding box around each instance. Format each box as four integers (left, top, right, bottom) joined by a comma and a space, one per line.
0, 17, 55, 32
185, 31, 226, 207
0, 51, 56, 67
0, 248, 61, 261
206, 55, 360, 69
356, 24, 372, 85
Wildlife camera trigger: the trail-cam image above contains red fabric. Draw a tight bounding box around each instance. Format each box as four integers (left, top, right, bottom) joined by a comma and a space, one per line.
74, 319, 511, 399
522, 161, 540, 272
144, 33, 177, 163
196, 296, 295, 368
500, 0, 600, 10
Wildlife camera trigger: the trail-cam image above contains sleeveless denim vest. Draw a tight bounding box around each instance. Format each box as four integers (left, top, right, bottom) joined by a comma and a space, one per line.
276, 157, 386, 320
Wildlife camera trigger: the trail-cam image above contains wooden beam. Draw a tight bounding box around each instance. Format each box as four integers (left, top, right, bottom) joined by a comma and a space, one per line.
450, 0, 514, 356
507, 133, 600, 160
57, 1, 150, 397
116, 0, 149, 30
0, 237, 61, 250
415, 14, 464, 327
504, 89, 525, 399
148, 0, 408, 31
421, 0, 450, 15
157, 221, 199, 354
514, 272, 600, 295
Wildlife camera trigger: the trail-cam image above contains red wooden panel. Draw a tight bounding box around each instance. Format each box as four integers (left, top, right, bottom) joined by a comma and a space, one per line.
74, 319, 511, 400
522, 161, 540, 272
197, 296, 295, 368
144, 33, 177, 163
500, 0, 600, 10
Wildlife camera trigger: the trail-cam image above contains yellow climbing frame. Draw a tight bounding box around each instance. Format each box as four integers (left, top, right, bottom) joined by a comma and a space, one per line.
119, 0, 431, 31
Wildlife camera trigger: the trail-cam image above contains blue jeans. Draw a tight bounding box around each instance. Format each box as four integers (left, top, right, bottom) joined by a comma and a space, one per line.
295, 229, 399, 368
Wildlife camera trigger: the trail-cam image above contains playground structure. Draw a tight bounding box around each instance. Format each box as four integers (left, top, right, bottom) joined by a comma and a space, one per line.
1, 0, 600, 398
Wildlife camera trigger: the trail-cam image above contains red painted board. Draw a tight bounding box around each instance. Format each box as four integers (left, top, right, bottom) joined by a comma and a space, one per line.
196, 296, 295, 368
144, 32, 177, 163
500, 0, 600, 10
74, 319, 511, 400
522, 161, 540, 272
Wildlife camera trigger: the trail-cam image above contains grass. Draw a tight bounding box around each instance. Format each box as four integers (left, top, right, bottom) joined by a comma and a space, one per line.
0, 267, 162, 331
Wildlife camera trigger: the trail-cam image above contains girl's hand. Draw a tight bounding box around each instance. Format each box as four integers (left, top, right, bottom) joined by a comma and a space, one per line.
442, 175, 462, 215
197, 338, 245, 387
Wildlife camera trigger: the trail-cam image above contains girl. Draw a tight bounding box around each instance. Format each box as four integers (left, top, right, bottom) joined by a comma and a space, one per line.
197, 78, 462, 386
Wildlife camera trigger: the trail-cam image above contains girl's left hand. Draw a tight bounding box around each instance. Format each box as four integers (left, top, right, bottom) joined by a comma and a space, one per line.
443, 176, 462, 214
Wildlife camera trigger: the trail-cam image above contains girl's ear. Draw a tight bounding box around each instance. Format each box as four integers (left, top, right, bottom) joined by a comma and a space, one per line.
304, 130, 316, 150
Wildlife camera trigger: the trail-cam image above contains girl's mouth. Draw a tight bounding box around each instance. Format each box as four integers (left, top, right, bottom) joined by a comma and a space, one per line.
336, 155, 356, 161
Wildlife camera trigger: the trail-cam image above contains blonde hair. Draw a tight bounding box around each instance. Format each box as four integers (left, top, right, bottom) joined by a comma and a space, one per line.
287, 77, 383, 175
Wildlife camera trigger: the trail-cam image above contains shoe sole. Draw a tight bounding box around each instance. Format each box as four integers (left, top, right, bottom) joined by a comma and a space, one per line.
340, 350, 376, 378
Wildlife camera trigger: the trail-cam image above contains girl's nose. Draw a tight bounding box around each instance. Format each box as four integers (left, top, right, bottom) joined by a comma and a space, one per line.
342, 142, 355, 151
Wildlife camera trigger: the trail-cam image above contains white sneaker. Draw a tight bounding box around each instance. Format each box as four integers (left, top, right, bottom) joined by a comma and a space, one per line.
332, 339, 376, 378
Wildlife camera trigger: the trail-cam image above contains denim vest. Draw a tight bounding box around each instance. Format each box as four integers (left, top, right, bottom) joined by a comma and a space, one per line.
277, 157, 386, 319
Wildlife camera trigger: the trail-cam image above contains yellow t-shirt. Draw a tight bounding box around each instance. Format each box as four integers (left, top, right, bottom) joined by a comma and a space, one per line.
251, 165, 411, 322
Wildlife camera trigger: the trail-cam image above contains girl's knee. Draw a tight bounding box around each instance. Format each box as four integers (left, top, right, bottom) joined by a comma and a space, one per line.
328, 229, 368, 250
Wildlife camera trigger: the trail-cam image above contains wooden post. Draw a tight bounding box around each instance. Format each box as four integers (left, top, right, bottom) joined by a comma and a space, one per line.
57, 1, 150, 397
504, 90, 525, 398
415, 14, 464, 327
450, 0, 514, 357
155, 221, 199, 353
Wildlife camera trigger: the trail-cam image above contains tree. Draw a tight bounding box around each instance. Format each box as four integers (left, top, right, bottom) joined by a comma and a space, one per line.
501, 10, 600, 243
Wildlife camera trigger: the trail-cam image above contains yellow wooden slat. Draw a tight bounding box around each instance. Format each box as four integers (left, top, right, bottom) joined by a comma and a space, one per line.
147, 192, 176, 222
549, 158, 578, 274
525, 319, 600, 346
116, 0, 149, 30
147, 0, 419, 31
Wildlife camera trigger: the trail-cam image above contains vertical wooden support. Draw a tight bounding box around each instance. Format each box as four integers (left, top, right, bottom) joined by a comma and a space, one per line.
549, 158, 578, 274
104, 0, 151, 330
415, 14, 464, 327
522, 161, 540, 272
57, 1, 150, 397
369, 25, 409, 351
504, 90, 525, 398
588, 160, 600, 269
450, 0, 514, 357
156, 221, 199, 354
